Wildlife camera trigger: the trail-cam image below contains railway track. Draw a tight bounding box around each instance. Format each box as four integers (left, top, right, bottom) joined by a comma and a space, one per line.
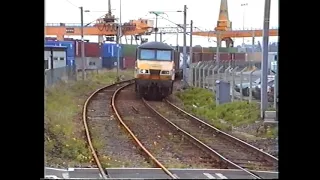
112, 83, 179, 179
82, 79, 134, 179
83, 80, 277, 179
111, 83, 265, 179
143, 99, 278, 176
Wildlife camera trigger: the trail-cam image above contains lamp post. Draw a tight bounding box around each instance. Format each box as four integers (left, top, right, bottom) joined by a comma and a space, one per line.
80, 6, 86, 80
241, 3, 248, 46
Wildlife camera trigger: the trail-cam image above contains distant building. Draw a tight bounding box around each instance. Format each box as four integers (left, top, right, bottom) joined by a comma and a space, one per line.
44, 45, 68, 70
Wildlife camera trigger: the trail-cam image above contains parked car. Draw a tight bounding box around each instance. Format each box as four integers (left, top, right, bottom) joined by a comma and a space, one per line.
234, 75, 275, 96
252, 79, 275, 101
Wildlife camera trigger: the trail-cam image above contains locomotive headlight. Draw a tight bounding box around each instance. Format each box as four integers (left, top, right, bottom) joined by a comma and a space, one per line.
139, 69, 149, 74
161, 70, 170, 75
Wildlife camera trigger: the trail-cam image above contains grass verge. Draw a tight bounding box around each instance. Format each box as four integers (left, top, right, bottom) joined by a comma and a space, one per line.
45, 69, 133, 167
175, 87, 277, 138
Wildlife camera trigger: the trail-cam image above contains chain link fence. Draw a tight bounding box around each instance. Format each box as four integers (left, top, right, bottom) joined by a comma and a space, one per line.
187, 61, 277, 108
45, 65, 136, 88
45, 66, 77, 87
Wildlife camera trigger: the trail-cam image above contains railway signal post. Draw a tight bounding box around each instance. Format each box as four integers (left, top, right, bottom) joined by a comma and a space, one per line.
261, 0, 271, 119
182, 5, 188, 88
80, 6, 86, 80
189, 20, 193, 72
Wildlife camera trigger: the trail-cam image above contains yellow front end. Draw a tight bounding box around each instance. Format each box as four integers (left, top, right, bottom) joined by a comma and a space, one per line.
134, 60, 175, 81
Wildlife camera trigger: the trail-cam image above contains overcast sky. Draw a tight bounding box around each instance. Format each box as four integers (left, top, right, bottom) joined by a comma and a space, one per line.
45, 0, 278, 47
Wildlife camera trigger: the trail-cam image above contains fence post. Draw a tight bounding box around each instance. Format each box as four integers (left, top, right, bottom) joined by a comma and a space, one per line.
217, 66, 224, 80
224, 66, 231, 81
206, 64, 214, 89
193, 62, 199, 86
273, 73, 277, 109
198, 62, 204, 87
239, 67, 248, 101
205, 63, 212, 88
249, 69, 257, 103
195, 62, 200, 87
202, 62, 209, 88
189, 63, 195, 86
211, 65, 219, 91
231, 66, 239, 102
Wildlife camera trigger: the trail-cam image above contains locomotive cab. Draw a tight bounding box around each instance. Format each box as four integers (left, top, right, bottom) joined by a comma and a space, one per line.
134, 42, 176, 99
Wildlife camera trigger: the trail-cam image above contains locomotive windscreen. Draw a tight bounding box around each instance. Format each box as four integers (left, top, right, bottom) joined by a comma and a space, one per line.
139, 49, 172, 61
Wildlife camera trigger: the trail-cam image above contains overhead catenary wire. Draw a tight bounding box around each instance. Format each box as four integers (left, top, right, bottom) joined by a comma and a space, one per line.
64, 0, 79, 8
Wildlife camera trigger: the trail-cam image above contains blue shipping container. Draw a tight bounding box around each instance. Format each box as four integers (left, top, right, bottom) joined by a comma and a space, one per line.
102, 57, 124, 69
45, 40, 75, 58
66, 56, 75, 67
101, 43, 122, 58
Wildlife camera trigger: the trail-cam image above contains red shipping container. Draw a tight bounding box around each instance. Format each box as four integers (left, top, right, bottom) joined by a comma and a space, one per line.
75, 42, 102, 57
192, 53, 201, 63
212, 53, 230, 61
123, 56, 136, 69
234, 53, 246, 61
202, 47, 211, 53
201, 52, 215, 61
193, 46, 203, 53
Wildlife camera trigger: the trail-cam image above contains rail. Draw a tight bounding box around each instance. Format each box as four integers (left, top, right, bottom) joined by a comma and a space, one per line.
82, 79, 133, 179
142, 98, 263, 179
111, 84, 177, 179
165, 99, 279, 164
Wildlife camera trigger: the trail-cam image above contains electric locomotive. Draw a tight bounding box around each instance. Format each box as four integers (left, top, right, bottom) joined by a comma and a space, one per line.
134, 41, 178, 99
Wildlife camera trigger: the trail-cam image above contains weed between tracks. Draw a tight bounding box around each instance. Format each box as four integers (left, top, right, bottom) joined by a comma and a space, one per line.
175, 87, 277, 138
45, 69, 133, 168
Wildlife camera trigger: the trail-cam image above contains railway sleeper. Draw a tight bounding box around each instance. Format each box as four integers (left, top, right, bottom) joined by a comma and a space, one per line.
183, 117, 277, 167
145, 104, 233, 169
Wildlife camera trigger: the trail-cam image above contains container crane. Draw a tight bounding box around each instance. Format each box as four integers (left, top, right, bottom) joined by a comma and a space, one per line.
192, 0, 278, 47
45, 0, 153, 42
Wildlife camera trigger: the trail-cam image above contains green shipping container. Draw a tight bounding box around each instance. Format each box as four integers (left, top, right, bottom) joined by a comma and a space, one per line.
227, 48, 238, 53
208, 47, 238, 53
121, 44, 138, 57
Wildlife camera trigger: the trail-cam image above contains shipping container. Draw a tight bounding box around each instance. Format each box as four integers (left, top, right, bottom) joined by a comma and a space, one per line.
75, 57, 102, 70
75, 42, 101, 57
45, 40, 75, 58
201, 53, 214, 61
121, 44, 138, 57
66, 56, 75, 66
212, 53, 231, 61
193, 46, 203, 53
174, 51, 180, 71
102, 43, 123, 58
202, 47, 211, 53
123, 56, 136, 69
234, 53, 246, 61
246, 52, 262, 62
178, 46, 191, 53
192, 53, 201, 63
228, 48, 238, 53
102, 57, 124, 69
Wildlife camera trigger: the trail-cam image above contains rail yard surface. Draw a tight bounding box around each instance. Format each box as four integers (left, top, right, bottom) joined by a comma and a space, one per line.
73, 80, 278, 179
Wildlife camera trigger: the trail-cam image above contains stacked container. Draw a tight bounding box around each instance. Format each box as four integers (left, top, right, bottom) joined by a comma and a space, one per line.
101, 43, 124, 69
191, 52, 246, 63
121, 44, 138, 69
75, 41, 101, 58
45, 40, 75, 66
